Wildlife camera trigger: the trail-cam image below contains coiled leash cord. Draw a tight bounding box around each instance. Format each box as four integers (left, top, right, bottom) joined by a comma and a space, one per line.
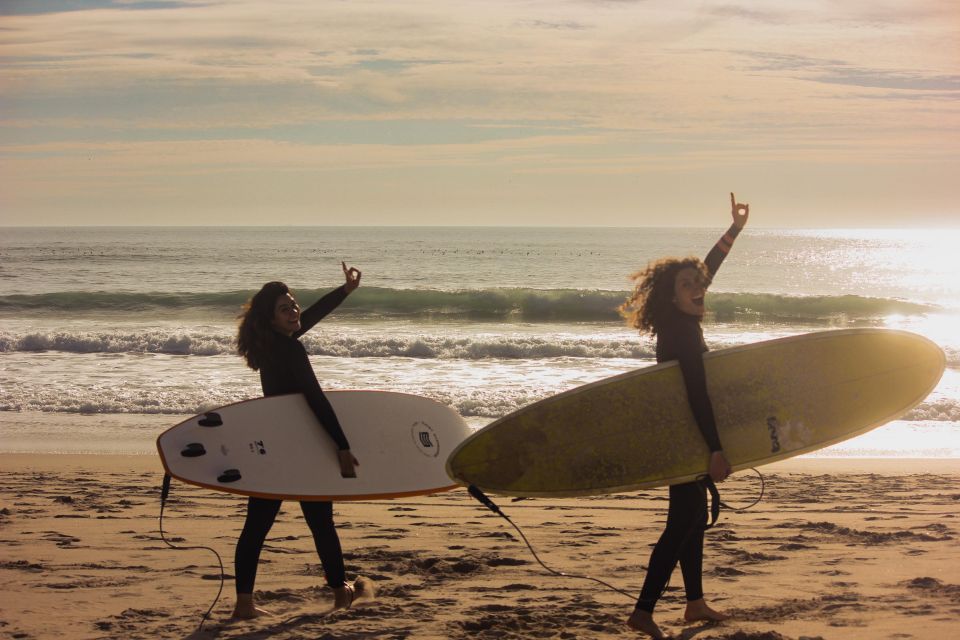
706, 466, 766, 514
159, 474, 225, 632
466, 467, 765, 603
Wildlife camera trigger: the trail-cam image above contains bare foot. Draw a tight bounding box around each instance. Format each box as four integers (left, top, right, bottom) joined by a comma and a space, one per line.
626, 608, 670, 639
332, 576, 376, 610
231, 593, 272, 619
351, 575, 376, 605
684, 598, 729, 623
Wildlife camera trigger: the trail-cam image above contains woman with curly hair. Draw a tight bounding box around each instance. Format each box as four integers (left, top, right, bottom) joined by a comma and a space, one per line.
621, 194, 749, 638
232, 262, 369, 619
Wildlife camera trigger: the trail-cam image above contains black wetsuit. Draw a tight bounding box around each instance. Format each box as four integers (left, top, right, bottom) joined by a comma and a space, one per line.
634, 224, 741, 613
235, 285, 352, 594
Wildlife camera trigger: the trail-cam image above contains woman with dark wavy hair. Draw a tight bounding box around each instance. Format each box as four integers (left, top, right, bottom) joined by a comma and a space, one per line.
620, 194, 749, 638
232, 262, 369, 619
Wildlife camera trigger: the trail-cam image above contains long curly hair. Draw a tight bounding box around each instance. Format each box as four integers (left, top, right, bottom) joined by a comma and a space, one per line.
619, 257, 710, 336
237, 281, 290, 371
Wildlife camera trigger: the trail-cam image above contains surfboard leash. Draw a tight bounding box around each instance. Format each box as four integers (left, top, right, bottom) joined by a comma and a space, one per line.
466, 470, 765, 605
707, 466, 766, 515
467, 485, 638, 602
159, 473, 226, 632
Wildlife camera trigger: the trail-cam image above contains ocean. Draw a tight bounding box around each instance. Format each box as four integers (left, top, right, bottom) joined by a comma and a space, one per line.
1, 226, 957, 457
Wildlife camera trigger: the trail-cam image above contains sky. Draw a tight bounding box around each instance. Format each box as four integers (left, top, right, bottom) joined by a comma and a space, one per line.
1, 0, 958, 227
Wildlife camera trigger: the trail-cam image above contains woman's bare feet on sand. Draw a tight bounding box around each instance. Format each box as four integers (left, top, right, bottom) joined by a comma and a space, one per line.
683, 598, 729, 623
333, 576, 376, 610
626, 609, 671, 639
231, 593, 272, 619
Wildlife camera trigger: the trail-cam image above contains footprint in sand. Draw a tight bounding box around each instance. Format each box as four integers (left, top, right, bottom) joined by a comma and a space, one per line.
363, 532, 407, 540
902, 576, 960, 604
710, 566, 749, 579
42, 531, 81, 547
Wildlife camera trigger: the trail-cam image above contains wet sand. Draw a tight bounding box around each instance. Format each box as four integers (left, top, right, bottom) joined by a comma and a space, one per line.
1, 454, 958, 639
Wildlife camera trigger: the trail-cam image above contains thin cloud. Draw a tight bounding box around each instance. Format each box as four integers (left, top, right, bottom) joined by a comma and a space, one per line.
732, 50, 960, 92
853, 91, 959, 102
703, 4, 788, 25
0, 0, 200, 16
520, 20, 591, 31
733, 50, 847, 72
809, 70, 960, 92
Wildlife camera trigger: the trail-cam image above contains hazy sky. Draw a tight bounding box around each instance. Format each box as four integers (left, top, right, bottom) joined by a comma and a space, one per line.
1, 0, 958, 227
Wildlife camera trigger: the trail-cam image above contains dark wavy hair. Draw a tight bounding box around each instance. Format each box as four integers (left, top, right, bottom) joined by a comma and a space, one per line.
619, 257, 710, 336
237, 281, 290, 371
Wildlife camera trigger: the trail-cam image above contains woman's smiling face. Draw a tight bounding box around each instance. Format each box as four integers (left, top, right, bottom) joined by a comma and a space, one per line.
271, 293, 301, 336
672, 266, 708, 317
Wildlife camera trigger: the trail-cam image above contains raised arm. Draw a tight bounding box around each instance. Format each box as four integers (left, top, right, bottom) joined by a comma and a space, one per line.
703, 192, 749, 277
295, 262, 362, 336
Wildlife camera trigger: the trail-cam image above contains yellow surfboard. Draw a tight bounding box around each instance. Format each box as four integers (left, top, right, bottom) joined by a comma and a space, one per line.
446, 329, 945, 498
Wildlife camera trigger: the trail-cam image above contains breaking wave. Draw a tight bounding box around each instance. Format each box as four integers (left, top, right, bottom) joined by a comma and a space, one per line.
0, 329, 655, 360
0, 288, 939, 323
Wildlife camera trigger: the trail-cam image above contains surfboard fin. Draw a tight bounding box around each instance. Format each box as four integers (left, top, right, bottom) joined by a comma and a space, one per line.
198, 412, 223, 427
180, 443, 206, 457
217, 469, 242, 483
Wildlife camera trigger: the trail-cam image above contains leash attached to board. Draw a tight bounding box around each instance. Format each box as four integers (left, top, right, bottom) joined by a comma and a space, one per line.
466, 468, 765, 602
159, 474, 225, 632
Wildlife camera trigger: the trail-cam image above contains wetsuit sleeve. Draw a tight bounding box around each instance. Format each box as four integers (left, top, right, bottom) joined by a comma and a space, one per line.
306, 390, 352, 451
703, 223, 742, 278
289, 358, 352, 450
295, 284, 349, 337
674, 326, 724, 453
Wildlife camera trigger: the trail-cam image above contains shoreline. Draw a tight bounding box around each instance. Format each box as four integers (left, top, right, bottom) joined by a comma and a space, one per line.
2, 409, 959, 460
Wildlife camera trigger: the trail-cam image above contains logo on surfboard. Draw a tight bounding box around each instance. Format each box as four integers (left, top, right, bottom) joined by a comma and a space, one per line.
766, 416, 812, 454
411, 421, 439, 457
766, 417, 782, 453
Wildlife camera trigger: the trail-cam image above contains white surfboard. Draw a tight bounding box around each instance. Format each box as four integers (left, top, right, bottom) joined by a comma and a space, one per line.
158, 391, 472, 501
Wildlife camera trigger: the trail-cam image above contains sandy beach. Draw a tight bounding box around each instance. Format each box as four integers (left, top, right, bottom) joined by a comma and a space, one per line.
0, 454, 957, 639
